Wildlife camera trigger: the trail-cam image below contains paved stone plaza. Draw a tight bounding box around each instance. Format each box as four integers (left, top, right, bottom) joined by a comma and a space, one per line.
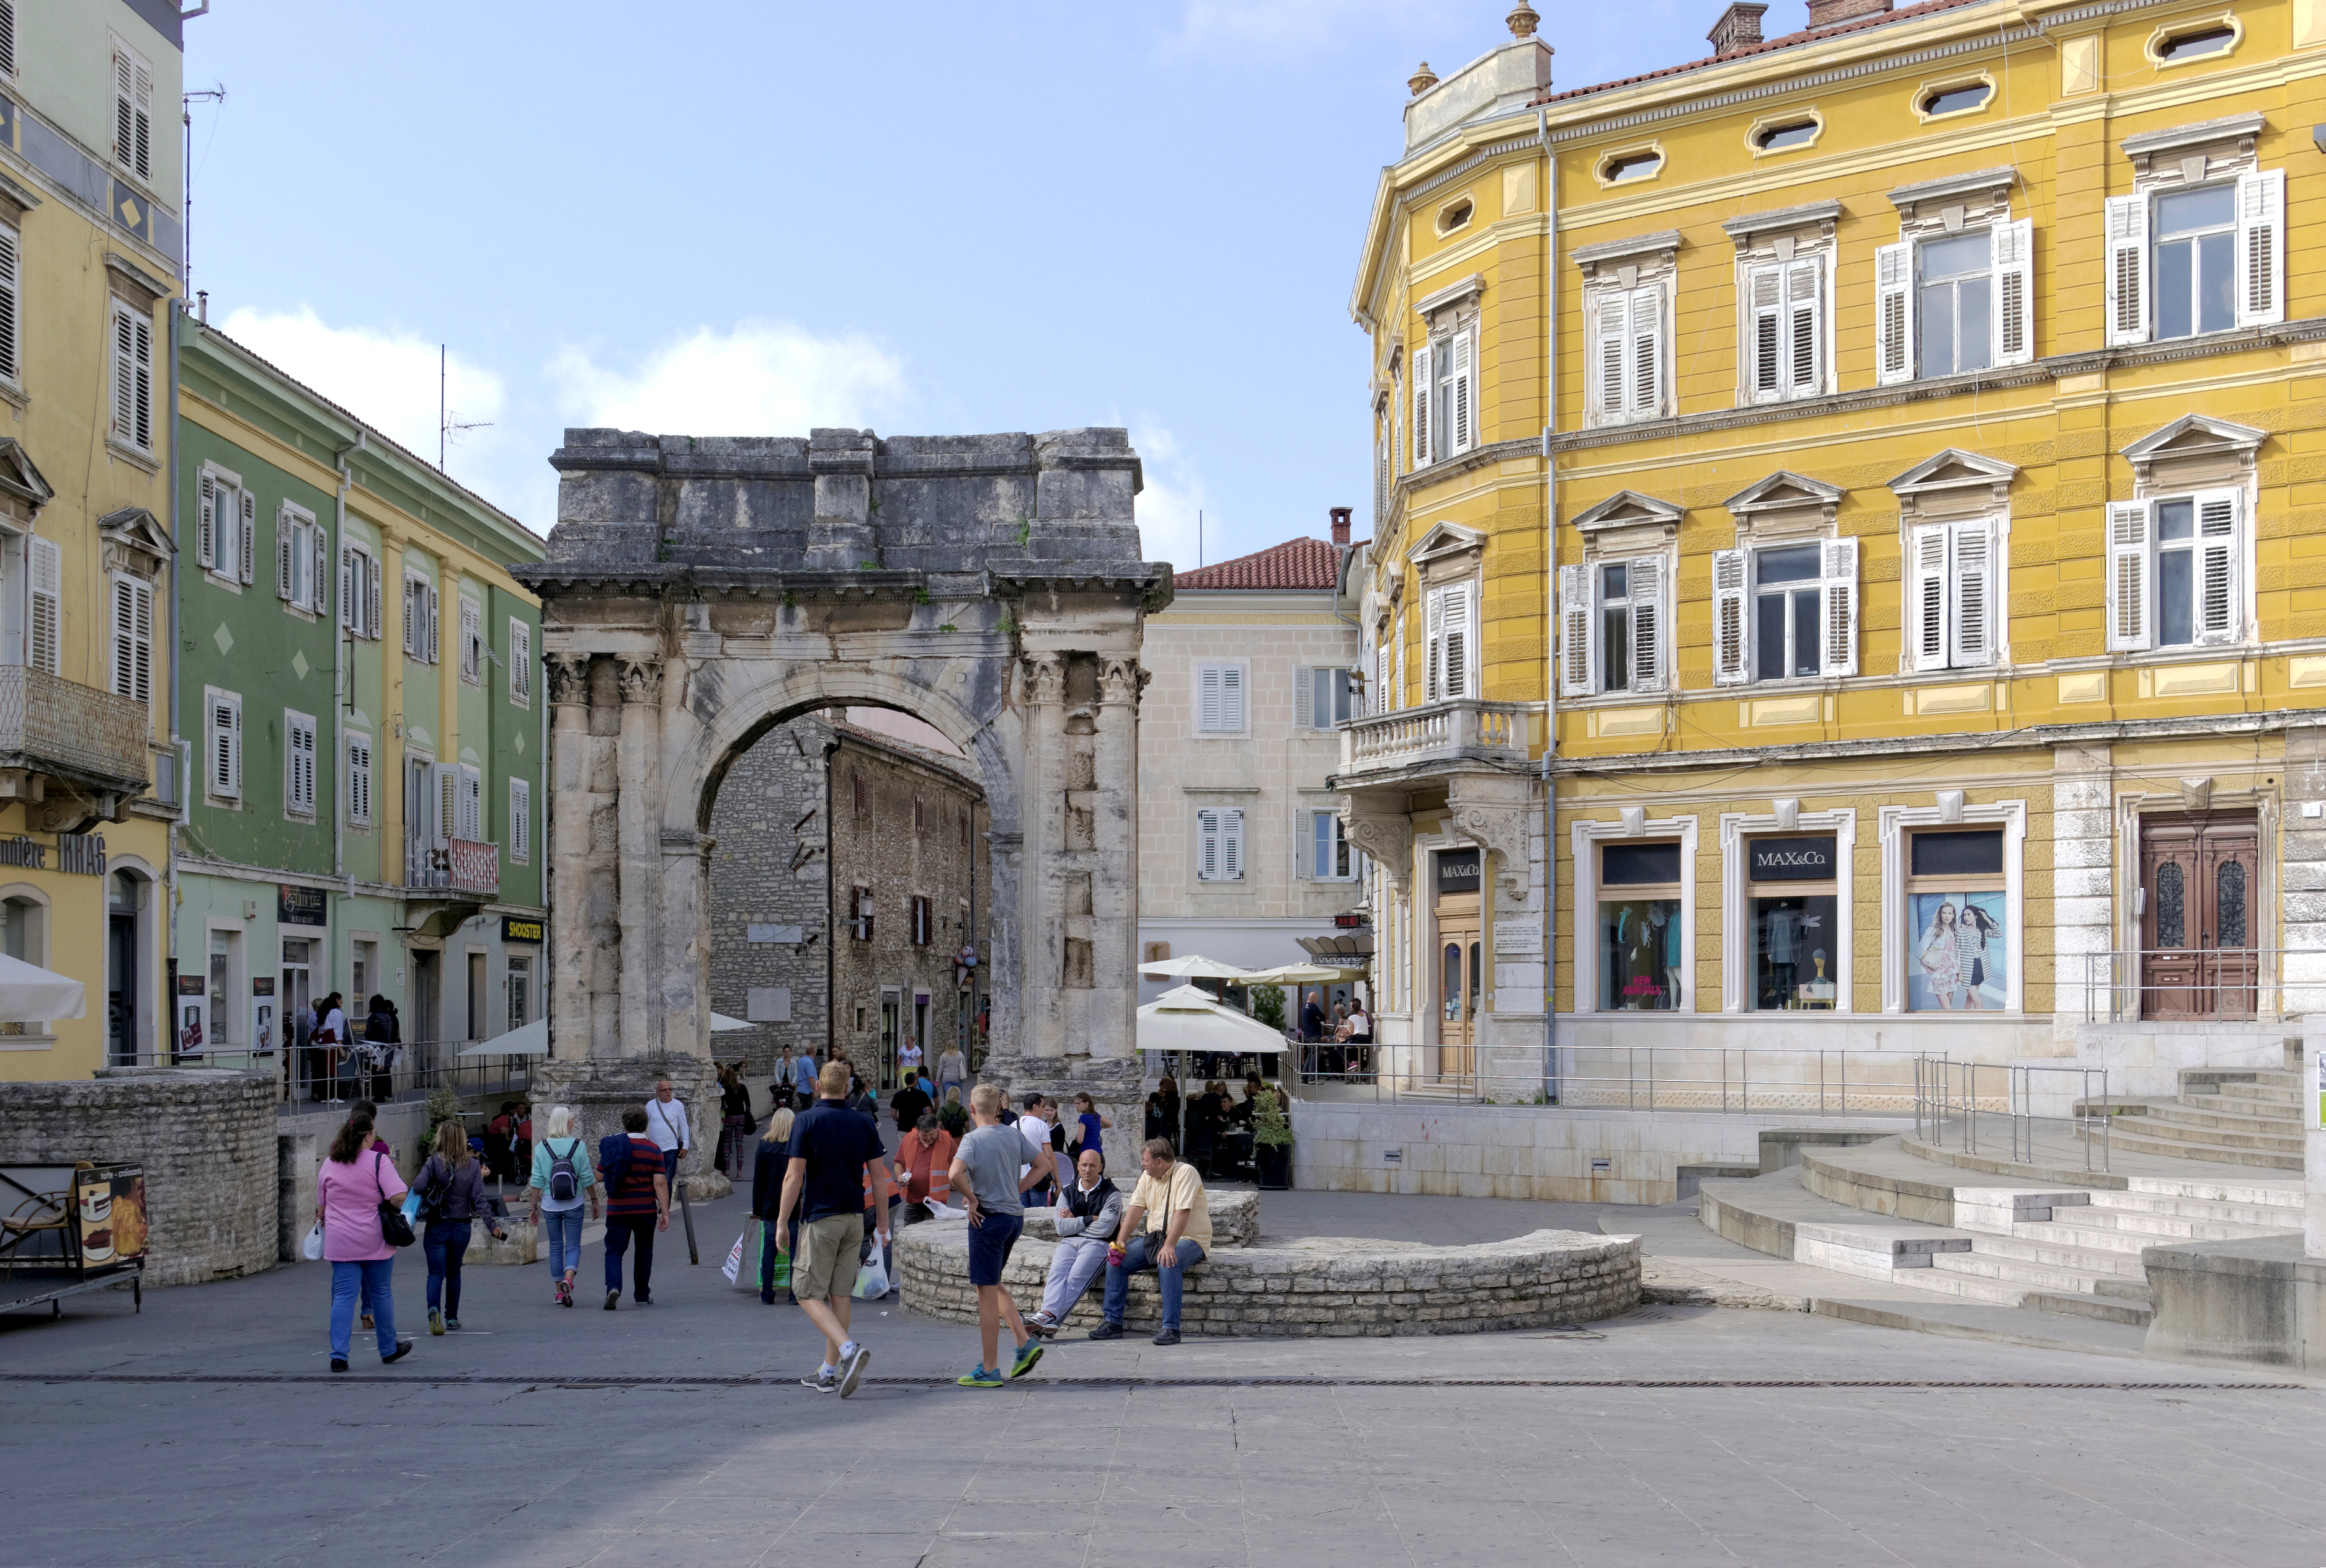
2, 1190, 2320, 1568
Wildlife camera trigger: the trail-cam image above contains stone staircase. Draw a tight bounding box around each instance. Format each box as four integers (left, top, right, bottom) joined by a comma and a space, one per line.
2079, 1042, 2305, 1171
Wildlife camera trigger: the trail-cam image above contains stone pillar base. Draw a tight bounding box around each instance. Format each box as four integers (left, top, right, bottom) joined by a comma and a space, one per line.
981, 1053, 1146, 1177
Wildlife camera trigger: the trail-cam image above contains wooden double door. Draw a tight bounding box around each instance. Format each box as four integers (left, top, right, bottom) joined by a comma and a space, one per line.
1436, 902, 1481, 1080
2138, 811, 2259, 1018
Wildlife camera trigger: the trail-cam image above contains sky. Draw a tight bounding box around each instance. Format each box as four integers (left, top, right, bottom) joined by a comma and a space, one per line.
179, 0, 1772, 572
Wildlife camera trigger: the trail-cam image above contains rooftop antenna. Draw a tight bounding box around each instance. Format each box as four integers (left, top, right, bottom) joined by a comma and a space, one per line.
1198, 509, 1203, 568
180, 82, 226, 293
439, 344, 492, 471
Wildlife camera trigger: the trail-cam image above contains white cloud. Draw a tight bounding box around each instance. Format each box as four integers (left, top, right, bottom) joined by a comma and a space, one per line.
548, 320, 909, 437
216, 306, 506, 472
1129, 421, 1218, 573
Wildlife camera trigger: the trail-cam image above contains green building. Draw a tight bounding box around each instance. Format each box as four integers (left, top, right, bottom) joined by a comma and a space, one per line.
172, 319, 545, 1103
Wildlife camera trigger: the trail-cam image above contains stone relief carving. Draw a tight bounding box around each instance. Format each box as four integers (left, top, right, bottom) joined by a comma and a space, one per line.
617, 656, 663, 705
1343, 808, 1414, 886
1100, 656, 1142, 706
1448, 801, 1530, 898
1022, 653, 1065, 706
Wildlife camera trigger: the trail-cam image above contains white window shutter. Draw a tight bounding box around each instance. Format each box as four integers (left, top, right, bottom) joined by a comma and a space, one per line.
1595, 292, 1628, 420
238, 491, 256, 584
197, 475, 216, 569
2235, 169, 2284, 329
312, 527, 329, 617
460, 597, 482, 682
1221, 809, 1243, 881
276, 514, 295, 600
2105, 194, 2150, 347
436, 764, 460, 842
0, 4, 14, 78
1992, 218, 2034, 366
1557, 564, 1594, 697
0, 223, 19, 383
1409, 344, 1431, 467
110, 306, 138, 443
214, 697, 242, 798
2106, 502, 2152, 651
1627, 555, 1664, 694
27, 535, 58, 675
1448, 329, 1474, 456
1376, 641, 1392, 715
1629, 286, 1663, 416
1909, 524, 1950, 671
1949, 519, 1996, 667
512, 620, 532, 705
366, 559, 382, 641
1392, 614, 1406, 711
111, 576, 152, 704
1220, 664, 1244, 730
2194, 489, 2241, 644
1198, 666, 1222, 731
1441, 582, 1473, 698
1785, 258, 1821, 395
1711, 549, 1750, 685
511, 778, 532, 862
1424, 588, 1445, 702
1819, 537, 1859, 677
425, 584, 440, 661
1874, 242, 1914, 385
347, 737, 372, 827
339, 546, 354, 626
1748, 263, 1781, 401
402, 578, 416, 656
1196, 808, 1218, 880
460, 764, 483, 841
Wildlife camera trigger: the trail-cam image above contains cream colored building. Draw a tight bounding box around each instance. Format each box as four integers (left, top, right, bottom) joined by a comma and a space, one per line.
1137, 519, 1372, 1006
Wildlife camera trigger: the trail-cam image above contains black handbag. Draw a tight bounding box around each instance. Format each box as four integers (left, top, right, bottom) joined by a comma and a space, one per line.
375, 1154, 416, 1248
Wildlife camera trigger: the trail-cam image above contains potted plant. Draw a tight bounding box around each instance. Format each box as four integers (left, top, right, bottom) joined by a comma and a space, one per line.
1252, 1089, 1293, 1190
1250, 984, 1286, 1033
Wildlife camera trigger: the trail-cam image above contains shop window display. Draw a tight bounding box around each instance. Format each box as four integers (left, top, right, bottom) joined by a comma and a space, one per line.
1905, 829, 2005, 1010
1746, 835, 1837, 1010
1598, 841, 1682, 1010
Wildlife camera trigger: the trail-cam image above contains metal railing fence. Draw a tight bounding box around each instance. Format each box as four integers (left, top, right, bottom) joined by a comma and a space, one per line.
1282, 1041, 1923, 1115
1912, 1055, 2111, 1170
2074, 947, 2295, 1022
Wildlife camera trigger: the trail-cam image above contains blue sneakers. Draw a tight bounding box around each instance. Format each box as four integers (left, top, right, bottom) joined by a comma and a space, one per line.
956, 1364, 1005, 1388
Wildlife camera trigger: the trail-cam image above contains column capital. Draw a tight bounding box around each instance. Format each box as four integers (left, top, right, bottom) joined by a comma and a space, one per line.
617, 656, 663, 705
1021, 653, 1064, 706
1098, 656, 1143, 706
546, 652, 593, 706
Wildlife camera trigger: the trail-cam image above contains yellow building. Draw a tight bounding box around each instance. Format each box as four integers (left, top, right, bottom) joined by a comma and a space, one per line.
0, 2, 184, 1080
1342, 0, 2326, 1102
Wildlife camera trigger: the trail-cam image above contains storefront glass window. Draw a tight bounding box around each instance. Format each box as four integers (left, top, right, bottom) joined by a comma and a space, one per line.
1598, 841, 1682, 1010
1906, 828, 2005, 1010
1746, 835, 1837, 1010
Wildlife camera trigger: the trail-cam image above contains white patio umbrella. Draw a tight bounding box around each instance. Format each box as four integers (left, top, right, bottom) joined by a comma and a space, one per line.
1137, 953, 1257, 981
1136, 983, 1289, 1055
0, 951, 86, 1022
1242, 963, 1350, 986
457, 1018, 546, 1057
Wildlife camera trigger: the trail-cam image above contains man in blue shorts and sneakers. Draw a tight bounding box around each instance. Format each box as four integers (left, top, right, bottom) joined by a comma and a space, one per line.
775, 1059, 892, 1397
945, 1082, 1052, 1388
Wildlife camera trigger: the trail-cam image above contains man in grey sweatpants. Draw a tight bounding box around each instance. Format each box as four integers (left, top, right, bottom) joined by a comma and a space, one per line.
1027, 1147, 1121, 1339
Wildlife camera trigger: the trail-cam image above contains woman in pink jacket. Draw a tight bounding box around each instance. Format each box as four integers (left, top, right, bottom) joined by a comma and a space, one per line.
314, 1105, 414, 1371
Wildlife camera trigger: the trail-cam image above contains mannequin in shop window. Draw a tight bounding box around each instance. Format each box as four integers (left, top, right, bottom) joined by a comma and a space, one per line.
1764, 905, 1802, 1007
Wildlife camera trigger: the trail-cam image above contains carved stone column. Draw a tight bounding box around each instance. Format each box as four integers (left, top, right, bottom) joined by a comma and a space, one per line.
616, 656, 662, 1058
1018, 653, 1067, 1064
546, 653, 594, 1061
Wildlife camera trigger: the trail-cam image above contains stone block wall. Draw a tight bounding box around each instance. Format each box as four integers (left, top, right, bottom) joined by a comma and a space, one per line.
893, 1211, 1638, 1337
0, 1067, 277, 1286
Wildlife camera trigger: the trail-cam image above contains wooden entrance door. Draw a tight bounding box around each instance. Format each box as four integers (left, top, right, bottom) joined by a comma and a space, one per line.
1435, 912, 1481, 1081
2139, 812, 2259, 1018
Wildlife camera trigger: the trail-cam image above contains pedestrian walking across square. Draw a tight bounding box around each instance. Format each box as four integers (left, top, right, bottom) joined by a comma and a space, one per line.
945, 1082, 1053, 1387
597, 1108, 669, 1309
775, 1059, 892, 1397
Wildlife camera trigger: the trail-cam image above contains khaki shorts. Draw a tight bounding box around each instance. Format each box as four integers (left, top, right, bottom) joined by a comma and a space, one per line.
795, 1214, 865, 1301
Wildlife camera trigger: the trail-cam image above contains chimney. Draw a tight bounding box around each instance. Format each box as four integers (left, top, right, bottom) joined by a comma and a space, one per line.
1330, 507, 1353, 546
1804, 0, 1890, 29
1706, 1, 1767, 54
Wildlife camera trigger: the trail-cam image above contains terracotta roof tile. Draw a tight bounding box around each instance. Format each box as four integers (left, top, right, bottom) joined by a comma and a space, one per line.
1531, 0, 1989, 110
1174, 536, 1363, 591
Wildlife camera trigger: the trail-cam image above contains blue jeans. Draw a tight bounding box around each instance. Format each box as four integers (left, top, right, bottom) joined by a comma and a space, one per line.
1103, 1235, 1207, 1333
329, 1258, 398, 1360
605, 1214, 655, 1299
422, 1219, 472, 1316
541, 1207, 584, 1278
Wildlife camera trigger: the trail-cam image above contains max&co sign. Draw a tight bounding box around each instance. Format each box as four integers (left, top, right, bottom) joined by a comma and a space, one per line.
1749, 835, 1836, 882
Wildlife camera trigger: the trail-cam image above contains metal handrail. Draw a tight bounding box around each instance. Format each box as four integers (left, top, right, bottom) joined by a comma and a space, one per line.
1276, 1041, 1920, 1115
2074, 945, 2290, 1022
108, 1041, 535, 1108
1913, 1055, 2111, 1171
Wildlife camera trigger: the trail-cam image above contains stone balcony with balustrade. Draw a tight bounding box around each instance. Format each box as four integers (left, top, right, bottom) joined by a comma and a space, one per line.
1335, 698, 1541, 788
0, 663, 155, 827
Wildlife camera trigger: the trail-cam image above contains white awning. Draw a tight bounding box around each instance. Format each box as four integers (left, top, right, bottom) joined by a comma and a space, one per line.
1136, 983, 1289, 1054
709, 1013, 753, 1032
457, 1018, 546, 1058
1137, 953, 1257, 981
0, 952, 85, 1022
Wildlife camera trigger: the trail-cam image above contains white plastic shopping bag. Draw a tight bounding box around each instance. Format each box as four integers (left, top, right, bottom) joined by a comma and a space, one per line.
721, 1227, 747, 1285
301, 1222, 324, 1261
851, 1234, 891, 1298
925, 1200, 966, 1221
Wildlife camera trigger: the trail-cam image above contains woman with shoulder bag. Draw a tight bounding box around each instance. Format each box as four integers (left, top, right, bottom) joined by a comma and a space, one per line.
528, 1105, 601, 1307
414, 1118, 506, 1335
314, 1105, 414, 1372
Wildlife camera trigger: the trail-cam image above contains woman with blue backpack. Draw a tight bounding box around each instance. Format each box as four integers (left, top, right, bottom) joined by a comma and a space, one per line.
527, 1105, 602, 1307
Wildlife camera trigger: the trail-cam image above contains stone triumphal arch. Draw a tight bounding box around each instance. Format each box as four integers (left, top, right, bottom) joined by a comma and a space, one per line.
515, 427, 1169, 1181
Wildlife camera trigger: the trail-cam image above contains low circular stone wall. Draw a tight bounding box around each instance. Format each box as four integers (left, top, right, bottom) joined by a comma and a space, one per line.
893, 1212, 1638, 1338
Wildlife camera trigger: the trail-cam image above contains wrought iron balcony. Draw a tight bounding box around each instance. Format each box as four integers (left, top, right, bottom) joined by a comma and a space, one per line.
404, 834, 499, 898
1337, 698, 1537, 781
0, 663, 153, 800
